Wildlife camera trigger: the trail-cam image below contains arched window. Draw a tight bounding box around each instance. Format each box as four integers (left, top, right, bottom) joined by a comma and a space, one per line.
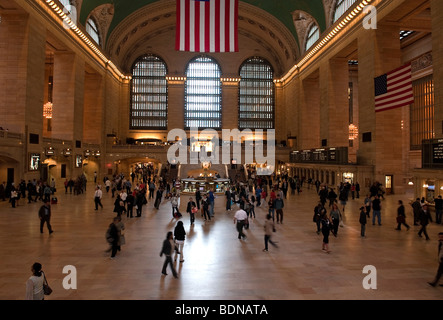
239, 57, 274, 129
305, 23, 319, 51
130, 55, 168, 130
185, 56, 222, 129
333, 0, 357, 23
86, 17, 100, 45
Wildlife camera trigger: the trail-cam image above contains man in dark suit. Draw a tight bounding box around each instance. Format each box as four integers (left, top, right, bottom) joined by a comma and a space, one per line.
38, 200, 53, 234
428, 232, 443, 287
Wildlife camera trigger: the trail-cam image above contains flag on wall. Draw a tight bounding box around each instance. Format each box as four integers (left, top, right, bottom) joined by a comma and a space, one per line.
175, 0, 239, 53
374, 63, 414, 112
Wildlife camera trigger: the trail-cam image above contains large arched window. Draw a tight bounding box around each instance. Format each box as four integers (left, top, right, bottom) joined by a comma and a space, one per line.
86, 16, 100, 45
130, 55, 168, 130
185, 56, 222, 129
305, 23, 319, 51
239, 57, 274, 129
333, 0, 357, 23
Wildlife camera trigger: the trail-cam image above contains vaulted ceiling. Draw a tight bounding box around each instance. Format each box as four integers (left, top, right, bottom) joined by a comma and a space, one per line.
79, 0, 327, 44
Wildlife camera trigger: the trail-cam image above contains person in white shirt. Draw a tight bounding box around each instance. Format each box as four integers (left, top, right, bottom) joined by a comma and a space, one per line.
94, 186, 103, 210
234, 209, 248, 240
25, 263, 45, 300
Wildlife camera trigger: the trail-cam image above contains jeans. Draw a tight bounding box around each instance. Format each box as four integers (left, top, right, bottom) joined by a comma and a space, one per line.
372, 210, 381, 225
162, 255, 178, 277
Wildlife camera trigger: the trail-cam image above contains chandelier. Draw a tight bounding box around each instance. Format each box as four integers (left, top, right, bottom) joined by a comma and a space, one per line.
43, 102, 53, 119
348, 124, 359, 140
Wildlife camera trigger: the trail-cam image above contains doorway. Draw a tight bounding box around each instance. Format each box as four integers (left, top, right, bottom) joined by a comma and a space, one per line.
385, 175, 393, 194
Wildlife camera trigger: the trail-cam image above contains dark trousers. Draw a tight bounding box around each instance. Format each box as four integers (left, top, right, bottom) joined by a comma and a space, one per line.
226, 199, 231, 210
149, 189, 155, 199
276, 209, 283, 223
264, 235, 277, 250
431, 262, 443, 285
396, 221, 410, 230
172, 207, 181, 218
236, 221, 246, 239
190, 213, 195, 225
418, 225, 430, 239
436, 209, 442, 224
111, 244, 119, 258
202, 207, 211, 220
40, 217, 52, 233
127, 205, 133, 218
162, 255, 178, 277
332, 219, 339, 235
94, 197, 103, 210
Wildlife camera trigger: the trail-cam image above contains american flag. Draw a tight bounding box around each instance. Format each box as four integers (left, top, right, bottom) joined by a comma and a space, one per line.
175, 0, 239, 53
374, 63, 414, 112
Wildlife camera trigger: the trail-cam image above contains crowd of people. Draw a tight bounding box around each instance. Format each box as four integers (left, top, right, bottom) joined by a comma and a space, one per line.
11, 167, 443, 298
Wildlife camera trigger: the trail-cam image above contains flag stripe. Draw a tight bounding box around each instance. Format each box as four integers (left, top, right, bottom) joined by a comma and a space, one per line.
374, 63, 414, 112
176, 0, 238, 53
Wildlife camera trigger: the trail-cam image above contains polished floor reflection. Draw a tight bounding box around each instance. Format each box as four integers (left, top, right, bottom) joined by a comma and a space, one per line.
0, 183, 442, 300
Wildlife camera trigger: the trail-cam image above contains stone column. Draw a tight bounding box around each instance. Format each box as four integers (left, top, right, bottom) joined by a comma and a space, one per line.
167, 79, 185, 131
431, 0, 443, 138
319, 58, 349, 148
52, 52, 85, 142
300, 76, 320, 149
222, 80, 239, 130
358, 23, 405, 193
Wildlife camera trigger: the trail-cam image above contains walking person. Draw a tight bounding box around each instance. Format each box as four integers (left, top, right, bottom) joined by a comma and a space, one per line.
411, 198, 421, 226
94, 186, 103, 210
106, 217, 121, 259
359, 206, 367, 237
263, 214, 278, 252
38, 200, 53, 234
159, 231, 178, 278
372, 195, 382, 226
126, 191, 134, 218
313, 202, 326, 234
321, 213, 332, 253
25, 262, 46, 300
201, 194, 211, 221
174, 221, 186, 263
395, 200, 410, 231
364, 194, 372, 218
433, 195, 443, 224
428, 232, 443, 287
329, 203, 341, 237
225, 188, 231, 211
418, 205, 432, 240
274, 194, 284, 224
234, 208, 248, 240
186, 197, 196, 225
171, 194, 182, 218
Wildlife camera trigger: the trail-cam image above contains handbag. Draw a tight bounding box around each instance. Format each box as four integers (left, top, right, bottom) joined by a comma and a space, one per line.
43, 273, 52, 296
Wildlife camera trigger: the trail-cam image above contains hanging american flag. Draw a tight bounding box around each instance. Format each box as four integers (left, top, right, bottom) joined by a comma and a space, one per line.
374, 63, 414, 112
175, 0, 239, 53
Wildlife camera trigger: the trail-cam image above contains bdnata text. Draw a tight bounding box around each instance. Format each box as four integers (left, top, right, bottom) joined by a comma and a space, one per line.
175, 304, 268, 317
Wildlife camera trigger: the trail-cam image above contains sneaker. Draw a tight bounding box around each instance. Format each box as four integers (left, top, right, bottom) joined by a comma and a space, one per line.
262, 249, 268, 252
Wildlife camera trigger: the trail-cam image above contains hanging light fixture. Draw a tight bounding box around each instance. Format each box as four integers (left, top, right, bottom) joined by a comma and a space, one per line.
43, 102, 53, 119
349, 124, 359, 140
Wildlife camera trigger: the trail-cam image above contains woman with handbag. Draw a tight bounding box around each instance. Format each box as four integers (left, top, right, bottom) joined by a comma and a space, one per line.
25, 262, 49, 300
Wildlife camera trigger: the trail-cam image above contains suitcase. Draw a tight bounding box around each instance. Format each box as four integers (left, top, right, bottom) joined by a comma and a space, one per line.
51, 197, 58, 204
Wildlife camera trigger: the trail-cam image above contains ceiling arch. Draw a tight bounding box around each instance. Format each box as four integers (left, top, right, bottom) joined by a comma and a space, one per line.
79, 0, 327, 46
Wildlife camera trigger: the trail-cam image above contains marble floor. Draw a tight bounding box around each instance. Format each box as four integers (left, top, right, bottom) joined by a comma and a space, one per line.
0, 183, 442, 300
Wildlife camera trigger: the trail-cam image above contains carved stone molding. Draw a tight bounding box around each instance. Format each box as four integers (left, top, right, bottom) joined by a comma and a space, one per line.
323, 0, 336, 28
90, 4, 115, 46
411, 52, 432, 74
292, 10, 316, 55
